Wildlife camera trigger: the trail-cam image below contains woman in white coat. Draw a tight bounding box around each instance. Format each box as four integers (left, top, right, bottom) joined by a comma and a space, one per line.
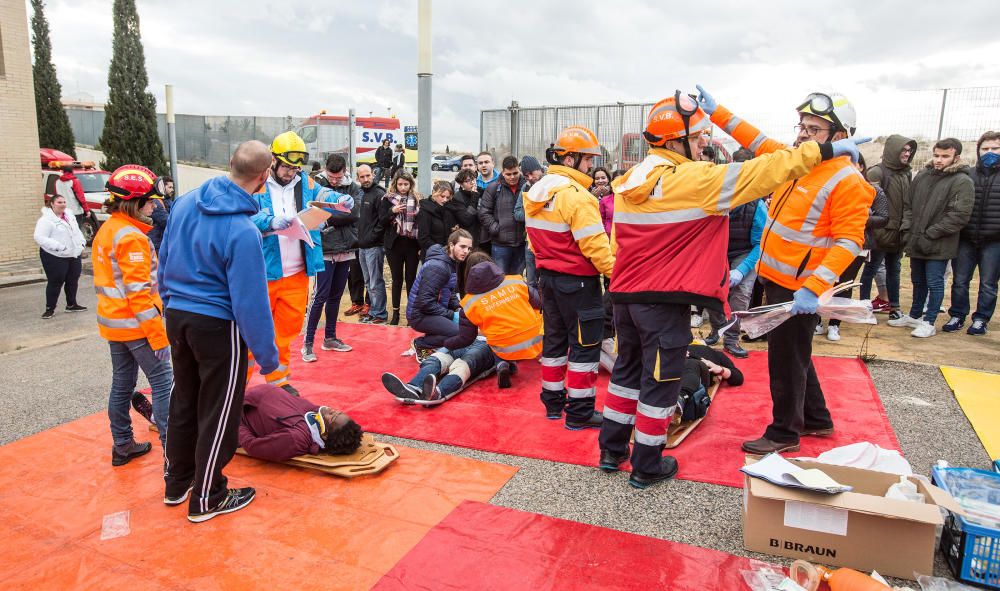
34, 195, 87, 319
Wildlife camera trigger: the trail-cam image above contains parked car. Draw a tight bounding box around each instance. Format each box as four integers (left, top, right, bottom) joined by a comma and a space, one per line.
40, 148, 111, 244
431, 155, 462, 172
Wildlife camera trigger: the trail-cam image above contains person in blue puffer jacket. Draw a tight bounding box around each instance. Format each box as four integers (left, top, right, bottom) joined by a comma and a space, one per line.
407, 229, 473, 360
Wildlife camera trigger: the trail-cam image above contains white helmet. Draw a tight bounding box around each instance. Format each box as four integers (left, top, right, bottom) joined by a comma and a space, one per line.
797, 92, 856, 137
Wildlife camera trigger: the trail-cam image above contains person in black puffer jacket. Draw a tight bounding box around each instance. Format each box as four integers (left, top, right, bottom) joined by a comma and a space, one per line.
451, 170, 481, 246
406, 231, 473, 358
945, 131, 1000, 335
417, 181, 464, 255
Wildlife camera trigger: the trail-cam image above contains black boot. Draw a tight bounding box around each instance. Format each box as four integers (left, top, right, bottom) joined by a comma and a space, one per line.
628, 456, 679, 489
599, 449, 628, 473
389, 308, 400, 326
565, 410, 603, 431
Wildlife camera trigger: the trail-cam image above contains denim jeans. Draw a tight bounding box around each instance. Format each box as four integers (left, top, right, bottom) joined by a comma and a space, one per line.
949, 239, 1000, 323
524, 246, 538, 289
492, 244, 526, 276
108, 338, 172, 448
908, 258, 949, 323
860, 249, 903, 309
305, 259, 351, 343
407, 339, 498, 398
359, 247, 388, 320
707, 252, 756, 346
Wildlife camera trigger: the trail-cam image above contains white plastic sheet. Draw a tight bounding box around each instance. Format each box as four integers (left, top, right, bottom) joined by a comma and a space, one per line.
725, 282, 876, 340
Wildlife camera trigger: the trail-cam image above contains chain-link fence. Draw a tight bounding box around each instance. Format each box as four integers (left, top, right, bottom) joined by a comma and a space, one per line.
482, 86, 1000, 171
66, 108, 305, 169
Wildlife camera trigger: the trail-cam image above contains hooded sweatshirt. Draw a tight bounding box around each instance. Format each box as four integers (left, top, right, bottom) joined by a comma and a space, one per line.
157, 175, 279, 373
869, 134, 917, 252
238, 384, 323, 462
444, 261, 542, 356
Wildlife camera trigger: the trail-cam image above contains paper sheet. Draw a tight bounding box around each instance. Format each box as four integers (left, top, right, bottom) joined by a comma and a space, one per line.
783, 501, 849, 536
273, 217, 314, 247
299, 206, 332, 230
308, 200, 352, 215
741, 453, 852, 494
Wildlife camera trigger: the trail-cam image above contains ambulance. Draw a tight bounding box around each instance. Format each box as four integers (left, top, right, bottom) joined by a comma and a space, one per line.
296, 112, 418, 173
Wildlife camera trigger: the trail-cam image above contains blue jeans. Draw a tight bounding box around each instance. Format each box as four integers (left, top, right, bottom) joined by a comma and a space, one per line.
359, 247, 388, 320
109, 338, 172, 448
908, 258, 949, 323
949, 239, 1000, 323
407, 339, 498, 398
860, 249, 903, 309
492, 244, 526, 276
525, 246, 538, 289
305, 259, 351, 343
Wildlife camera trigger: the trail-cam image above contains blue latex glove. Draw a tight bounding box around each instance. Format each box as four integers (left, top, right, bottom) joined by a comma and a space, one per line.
452, 310, 460, 324
695, 84, 717, 115
789, 287, 820, 315
270, 215, 296, 231
830, 137, 872, 163
729, 268, 744, 288
153, 346, 171, 363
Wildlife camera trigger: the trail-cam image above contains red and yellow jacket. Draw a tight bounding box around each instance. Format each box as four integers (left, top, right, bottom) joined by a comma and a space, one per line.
92, 212, 167, 349
523, 165, 614, 277
711, 106, 875, 294
610, 137, 826, 313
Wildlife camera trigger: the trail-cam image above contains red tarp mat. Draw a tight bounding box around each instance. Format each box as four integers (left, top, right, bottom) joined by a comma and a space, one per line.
374, 500, 762, 590
290, 323, 899, 488
0, 413, 516, 590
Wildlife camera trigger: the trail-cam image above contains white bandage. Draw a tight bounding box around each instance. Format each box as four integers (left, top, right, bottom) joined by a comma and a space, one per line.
449, 358, 472, 383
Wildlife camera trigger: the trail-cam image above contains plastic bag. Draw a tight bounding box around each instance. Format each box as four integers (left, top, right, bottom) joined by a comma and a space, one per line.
728, 282, 876, 339
100, 510, 131, 540
915, 573, 980, 590
935, 468, 1000, 528
812, 442, 913, 476
740, 560, 807, 591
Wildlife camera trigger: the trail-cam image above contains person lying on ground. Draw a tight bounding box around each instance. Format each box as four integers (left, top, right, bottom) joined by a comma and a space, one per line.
441, 254, 543, 387
381, 337, 501, 404
407, 229, 473, 360
678, 344, 745, 422
237, 384, 363, 462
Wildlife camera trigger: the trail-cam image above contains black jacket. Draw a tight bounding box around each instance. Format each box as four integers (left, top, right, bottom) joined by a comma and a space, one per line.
863, 185, 890, 250
451, 188, 482, 246
416, 198, 461, 254
316, 175, 364, 255
963, 163, 1000, 245
375, 145, 393, 169
357, 183, 386, 249
902, 160, 975, 260
378, 193, 419, 251
478, 178, 527, 247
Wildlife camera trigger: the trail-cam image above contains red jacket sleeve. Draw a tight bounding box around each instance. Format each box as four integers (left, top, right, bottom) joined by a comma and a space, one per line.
72, 178, 89, 213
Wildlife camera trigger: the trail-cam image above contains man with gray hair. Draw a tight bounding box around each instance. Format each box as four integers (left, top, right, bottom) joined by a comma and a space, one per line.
158, 140, 280, 523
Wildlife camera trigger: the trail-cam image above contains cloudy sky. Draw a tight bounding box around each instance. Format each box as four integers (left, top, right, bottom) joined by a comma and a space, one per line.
32, 0, 1000, 150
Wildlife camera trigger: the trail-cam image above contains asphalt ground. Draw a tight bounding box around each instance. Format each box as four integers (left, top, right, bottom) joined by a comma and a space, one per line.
0, 278, 992, 585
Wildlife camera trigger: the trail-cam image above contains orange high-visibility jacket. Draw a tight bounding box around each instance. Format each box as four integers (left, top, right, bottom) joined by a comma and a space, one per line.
711, 106, 875, 295
92, 212, 168, 349
461, 276, 543, 361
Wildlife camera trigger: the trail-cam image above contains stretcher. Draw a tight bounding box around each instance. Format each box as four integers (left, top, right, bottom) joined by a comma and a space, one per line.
150, 424, 398, 477
665, 380, 721, 449
384, 369, 493, 407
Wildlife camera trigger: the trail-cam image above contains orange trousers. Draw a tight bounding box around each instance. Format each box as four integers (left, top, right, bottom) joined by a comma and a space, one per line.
247, 271, 310, 387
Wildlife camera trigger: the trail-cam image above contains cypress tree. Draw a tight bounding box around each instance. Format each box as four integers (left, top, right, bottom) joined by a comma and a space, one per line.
31, 0, 76, 158
98, 0, 167, 174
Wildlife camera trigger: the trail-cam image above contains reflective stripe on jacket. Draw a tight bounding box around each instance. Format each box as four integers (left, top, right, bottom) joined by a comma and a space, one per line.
461, 276, 543, 361
711, 105, 875, 295
609, 136, 825, 313
92, 212, 167, 348
523, 165, 614, 277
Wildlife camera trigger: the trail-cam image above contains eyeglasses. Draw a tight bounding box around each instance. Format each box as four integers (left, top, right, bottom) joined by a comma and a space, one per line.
794, 124, 834, 138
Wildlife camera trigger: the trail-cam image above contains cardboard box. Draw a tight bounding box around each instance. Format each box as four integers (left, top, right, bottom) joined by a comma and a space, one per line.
743, 457, 963, 580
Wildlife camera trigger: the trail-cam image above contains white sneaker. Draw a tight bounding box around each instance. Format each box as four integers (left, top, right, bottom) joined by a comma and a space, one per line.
690, 313, 704, 328
815, 322, 825, 335
888, 314, 920, 328
911, 320, 937, 338
826, 325, 841, 341
599, 338, 617, 373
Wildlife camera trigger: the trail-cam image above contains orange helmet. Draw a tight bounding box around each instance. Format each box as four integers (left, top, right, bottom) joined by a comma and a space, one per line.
551, 126, 602, 157
106, 165, 158, 201
643, 92, 712, 146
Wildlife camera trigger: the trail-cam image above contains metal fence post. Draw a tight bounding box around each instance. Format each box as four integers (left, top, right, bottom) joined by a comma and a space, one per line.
936, 88, 949, 140
509, 101, 519, 157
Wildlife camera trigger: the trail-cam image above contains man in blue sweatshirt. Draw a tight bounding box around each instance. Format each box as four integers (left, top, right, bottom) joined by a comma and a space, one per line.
157, 140, 280, 523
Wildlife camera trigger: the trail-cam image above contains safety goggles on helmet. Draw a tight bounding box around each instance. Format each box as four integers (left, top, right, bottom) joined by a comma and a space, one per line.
274, 151, 309, 167
797, 93, 845, 133
675, 90, 701, 161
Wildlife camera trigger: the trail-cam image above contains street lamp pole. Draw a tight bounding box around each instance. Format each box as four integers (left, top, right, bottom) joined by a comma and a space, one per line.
417, 0, 432, 195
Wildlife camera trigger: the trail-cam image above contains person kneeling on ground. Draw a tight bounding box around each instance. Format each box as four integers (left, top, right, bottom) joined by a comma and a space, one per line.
407, 229, 473, 360
442, 253, 543, 387
238, 384, 363, 462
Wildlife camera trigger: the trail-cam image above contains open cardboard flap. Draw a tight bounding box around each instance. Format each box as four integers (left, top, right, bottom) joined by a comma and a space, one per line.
666, 379, 721, 448
744, 457, 964, 522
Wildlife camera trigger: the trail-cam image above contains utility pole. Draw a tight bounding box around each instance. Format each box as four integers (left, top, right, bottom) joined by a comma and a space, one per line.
348, 108, 357, 174
165, 84, 178, 186
417, 0, 432, 195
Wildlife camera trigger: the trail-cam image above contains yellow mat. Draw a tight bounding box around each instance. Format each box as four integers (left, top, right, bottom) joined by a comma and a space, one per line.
941, 366, 1000, 459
